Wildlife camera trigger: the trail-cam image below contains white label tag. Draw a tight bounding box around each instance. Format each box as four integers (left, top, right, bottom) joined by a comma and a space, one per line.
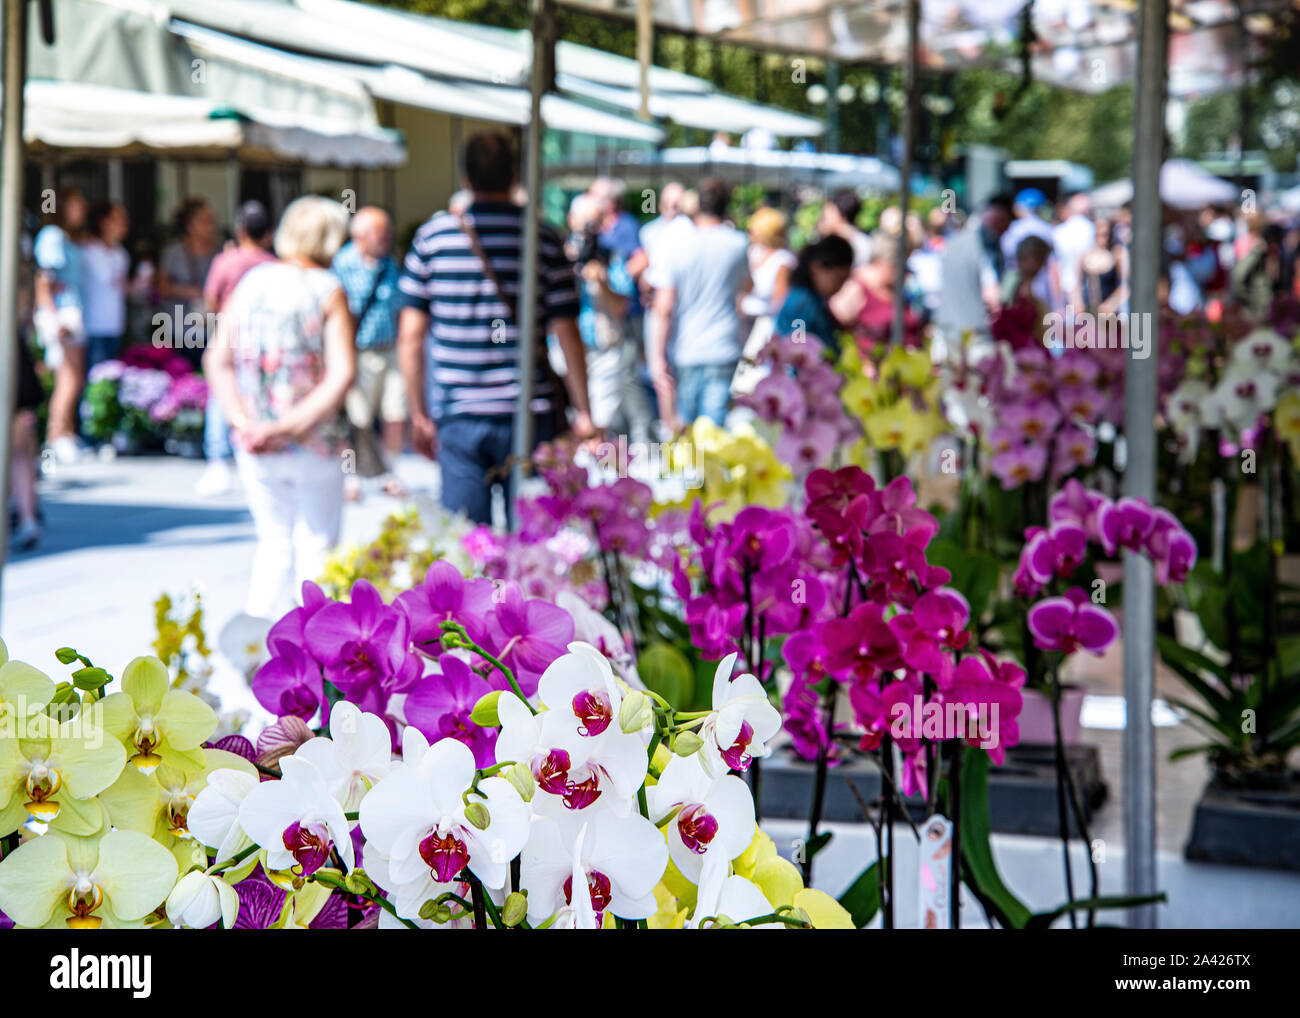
919, 814, 953, 929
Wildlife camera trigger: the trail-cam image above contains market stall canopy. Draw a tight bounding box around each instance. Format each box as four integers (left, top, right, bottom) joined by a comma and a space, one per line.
556, 0, 1295, 98
547, 144, 899, 189
148, 0, 816, 137
559, 74, 823, 136
14, 79, 405, 166
1090, 157, 1239, 210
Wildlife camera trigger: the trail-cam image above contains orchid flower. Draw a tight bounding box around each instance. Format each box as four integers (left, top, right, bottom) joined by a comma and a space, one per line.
359, 730, 529, 892
187, 767, 260, 865
98, 655, 218, 775
1027, 589, 1119, 655
0, 667, 126, 838
239, 755, 354, 877
649, 754, 756, 884
521, 806, 668, 927
0, 828, 177, 929
166, 870, 240, 929
697, 652, 781, 776
291, 701, 393, 811
689, 866, 778, 929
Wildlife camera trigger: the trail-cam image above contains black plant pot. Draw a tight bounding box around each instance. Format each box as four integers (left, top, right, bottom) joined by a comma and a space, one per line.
1184, 772, 1300, 871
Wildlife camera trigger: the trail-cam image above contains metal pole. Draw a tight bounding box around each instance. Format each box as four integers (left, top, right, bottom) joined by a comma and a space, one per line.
635, 0, 652, 122
1124, 0, 1168, 931
510, 0, 551, 509
825, 59, 840, 154
0, 0, 30, 606
892, 0, 919, 347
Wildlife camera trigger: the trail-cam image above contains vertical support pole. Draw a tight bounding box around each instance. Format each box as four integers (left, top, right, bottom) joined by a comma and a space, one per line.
225, 154, 240, 229
107, 157, 124, 203
511, 0, 552, 508
1124, 0, 1168, 931
892, 0, 919, 347
825, 58, 840, 154
0, 0, 30, 604
636, 0, 652, 122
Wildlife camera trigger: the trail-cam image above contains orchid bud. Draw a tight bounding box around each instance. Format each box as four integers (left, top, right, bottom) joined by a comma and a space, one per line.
501, 891, 528, 927
464, 801, 491, 830
672, 731, 704, 757
345, 868, 377, 897
166, 871, 239, 929
470, 690, 503, 728
420, 899, 452, 923
503, 762, 534, 802
618, 691, 654, 733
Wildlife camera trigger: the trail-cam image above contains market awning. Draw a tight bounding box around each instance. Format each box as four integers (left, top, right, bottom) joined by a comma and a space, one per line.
16, 79, 404, 166
1089, 157, 1240, 211
555, 0, 1295, 99
559, 74, 824, 137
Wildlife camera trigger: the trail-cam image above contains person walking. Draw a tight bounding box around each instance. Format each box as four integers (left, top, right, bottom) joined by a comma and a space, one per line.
197, 200, 277, 496
204, 197, 356, 620
333, 206, 407, 499
80, 201, 131, 371
833, 230, 925, 354
34, 188, 89, 465
648, 177, 751, 431
772, 234, 854, 346
158, 197, 219, 368
935, 193, 1013, 356
397, 131, 592, 526
734, 206, 796, 394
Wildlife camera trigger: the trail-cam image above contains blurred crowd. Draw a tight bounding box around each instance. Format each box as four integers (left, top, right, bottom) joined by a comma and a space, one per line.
14, 134, 1300, 618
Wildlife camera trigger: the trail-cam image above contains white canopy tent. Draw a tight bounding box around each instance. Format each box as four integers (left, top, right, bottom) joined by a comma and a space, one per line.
16, 79, 403, 165
1090, 157, 1240, 211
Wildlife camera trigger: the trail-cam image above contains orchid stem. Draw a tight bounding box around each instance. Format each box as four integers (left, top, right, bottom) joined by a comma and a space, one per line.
440, 622, 537, 715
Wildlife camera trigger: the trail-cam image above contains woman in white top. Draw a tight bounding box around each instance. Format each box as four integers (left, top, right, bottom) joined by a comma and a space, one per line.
204, 197, 356, 619
80, 201, 131, 369
735, 206, 797, 395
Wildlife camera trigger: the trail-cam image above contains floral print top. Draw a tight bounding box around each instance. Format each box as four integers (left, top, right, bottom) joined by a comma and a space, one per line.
224, 261, 347, 457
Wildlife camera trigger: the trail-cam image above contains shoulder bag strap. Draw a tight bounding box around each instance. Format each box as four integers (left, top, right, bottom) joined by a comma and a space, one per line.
457, 212, 517, 323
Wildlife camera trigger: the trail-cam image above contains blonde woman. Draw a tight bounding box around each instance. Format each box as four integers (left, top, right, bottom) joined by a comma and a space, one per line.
735, 206, 796, 395
204, 197, 356, 619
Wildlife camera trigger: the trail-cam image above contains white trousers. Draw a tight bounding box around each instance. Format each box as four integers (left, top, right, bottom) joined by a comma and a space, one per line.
236, 450, 344, 619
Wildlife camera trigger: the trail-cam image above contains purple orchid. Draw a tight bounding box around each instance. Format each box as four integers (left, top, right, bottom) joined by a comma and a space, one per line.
394, 560, 496, 655
1027, 588, 1119, 655
252, 643, 325, 721
403, 654, 500, 768
990, 442, 1048, 490
1097, 497, 1158, 557
304, 579, 423, 701
484, 582, 574, 697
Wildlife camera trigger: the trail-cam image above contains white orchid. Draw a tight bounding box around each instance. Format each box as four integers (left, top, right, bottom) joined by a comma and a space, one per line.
1166, 379, 1211, 460
166, 870, 239, 929
359, 730, 529, 892
697, 653, 782, 776
217, 612, 273, 679
364, 842, 472, 928
521, 803, 667, 927
187, 767, 259, 864
1203, 367, 1280, 437
496, 648, 648, 814
1231, 328, 1295, 375
238, 756, 354, 877
689, 865, 779, 929
649, 753, 757, 884
291, 702, 393, 811
556, 593, 638, 682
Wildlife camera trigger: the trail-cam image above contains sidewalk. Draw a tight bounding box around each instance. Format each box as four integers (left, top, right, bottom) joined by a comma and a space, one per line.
2, 453, 440, 720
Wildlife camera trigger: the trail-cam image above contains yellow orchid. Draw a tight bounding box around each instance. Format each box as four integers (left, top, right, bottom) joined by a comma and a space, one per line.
0, 662, 126, 838
97, 655, 217, 775
99, 748, 258, 873
1276, 391, 1300, 460
880, 346, 935, 390
0, 828, 177, 929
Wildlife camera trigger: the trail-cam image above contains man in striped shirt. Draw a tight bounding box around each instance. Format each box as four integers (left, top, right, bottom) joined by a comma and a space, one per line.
397, 131, 592, 524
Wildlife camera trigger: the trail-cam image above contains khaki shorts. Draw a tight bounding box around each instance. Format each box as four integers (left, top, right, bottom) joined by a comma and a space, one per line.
345, 346, 408, 426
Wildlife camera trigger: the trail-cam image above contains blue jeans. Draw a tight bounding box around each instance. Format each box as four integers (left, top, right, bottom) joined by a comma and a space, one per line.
87, 333, 121, 371
438, 413, 555, 526
204, 394, 232, 462
676, 361, 737, 426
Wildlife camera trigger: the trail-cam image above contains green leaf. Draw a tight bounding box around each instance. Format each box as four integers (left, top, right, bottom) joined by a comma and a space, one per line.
927, 540, 1000, 625
836, 860, 880, 929
805, 831, 832, 863
636, 642, 695, 710
1025, 892, 1167, 929
959, 747, 1032, 929
71, 667, 111, 691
